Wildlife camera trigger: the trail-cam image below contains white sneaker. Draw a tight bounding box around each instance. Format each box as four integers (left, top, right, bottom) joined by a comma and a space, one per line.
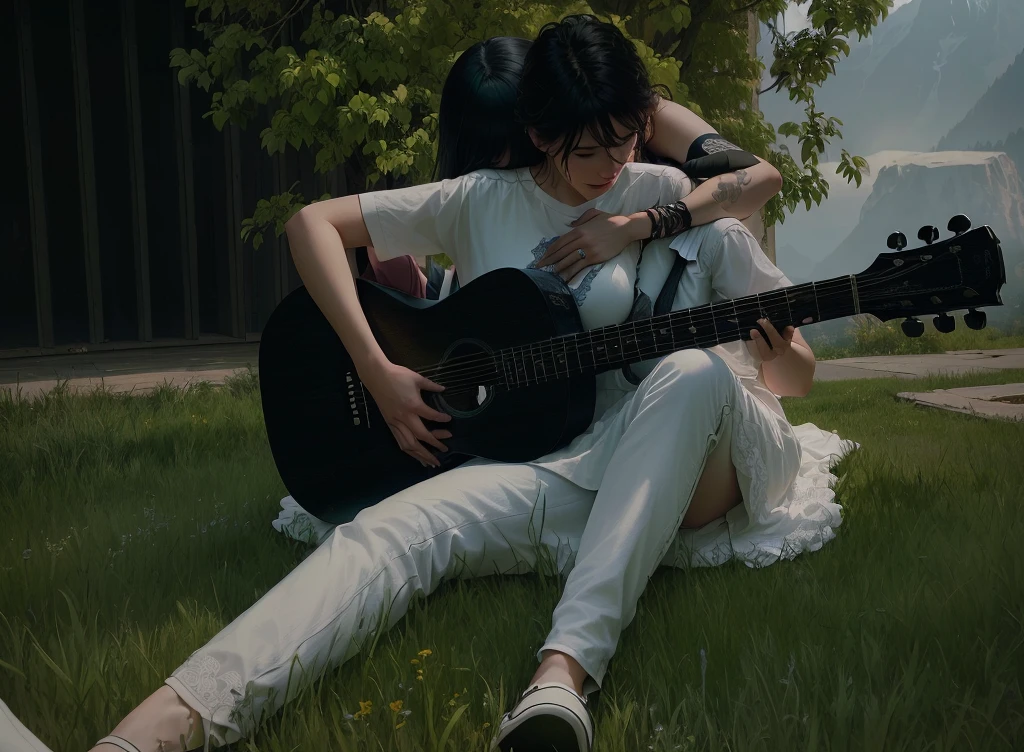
0, 698, 55, 752
490, 682, 594, 752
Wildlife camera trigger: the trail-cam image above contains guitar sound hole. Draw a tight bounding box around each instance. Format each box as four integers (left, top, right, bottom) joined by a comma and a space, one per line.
434, 339, 494, 418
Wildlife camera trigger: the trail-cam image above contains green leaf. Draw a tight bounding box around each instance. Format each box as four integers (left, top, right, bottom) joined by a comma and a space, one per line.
437, 703, 470, 750
326, 72, 341, 88
0, 657, 26, 679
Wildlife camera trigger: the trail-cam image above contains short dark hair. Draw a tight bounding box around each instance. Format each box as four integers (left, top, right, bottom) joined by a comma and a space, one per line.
433, 37, 542, 181
515, 14, 666, 176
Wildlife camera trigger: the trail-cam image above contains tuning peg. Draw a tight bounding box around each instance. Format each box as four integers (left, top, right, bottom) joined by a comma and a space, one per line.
933, 313, 955, 333
964, 308, 986, 330
917, 225, 939, 245
901, 317, 925, 337
887, 231, 908, 250
947, 214, 971, 235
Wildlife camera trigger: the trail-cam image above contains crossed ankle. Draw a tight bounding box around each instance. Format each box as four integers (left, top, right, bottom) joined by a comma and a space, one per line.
98, 687, 205, 752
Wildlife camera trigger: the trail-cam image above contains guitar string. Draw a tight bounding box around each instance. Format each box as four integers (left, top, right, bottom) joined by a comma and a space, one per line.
431, 298, 858, 395
414, 259, 959, 390
416, 275, 860, 382
417, 263, 973, 394
338, 250, 975, 396
405, 254, 959, 381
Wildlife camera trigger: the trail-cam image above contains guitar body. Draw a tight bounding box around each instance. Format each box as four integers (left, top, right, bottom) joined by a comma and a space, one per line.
259, 267, 596, 523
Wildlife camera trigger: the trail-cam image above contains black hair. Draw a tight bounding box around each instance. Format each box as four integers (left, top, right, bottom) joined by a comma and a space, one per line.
433, 37, 543, 181
515, 14, 667, 178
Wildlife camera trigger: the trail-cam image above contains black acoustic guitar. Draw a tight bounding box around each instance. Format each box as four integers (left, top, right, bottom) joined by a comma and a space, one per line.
259, 216, 1006, 523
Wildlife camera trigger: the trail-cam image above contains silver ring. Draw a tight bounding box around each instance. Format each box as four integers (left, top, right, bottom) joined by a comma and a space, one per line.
577, 248, 586, 259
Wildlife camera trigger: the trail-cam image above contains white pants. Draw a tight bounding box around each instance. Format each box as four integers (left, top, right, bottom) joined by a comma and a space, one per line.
166, 350, 801, 745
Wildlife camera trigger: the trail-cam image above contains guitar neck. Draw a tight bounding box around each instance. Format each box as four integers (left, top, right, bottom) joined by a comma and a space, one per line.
498, 274, 861, 387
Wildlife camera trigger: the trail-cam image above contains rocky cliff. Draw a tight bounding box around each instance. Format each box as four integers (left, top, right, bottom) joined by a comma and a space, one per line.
811, 151, 1024, 319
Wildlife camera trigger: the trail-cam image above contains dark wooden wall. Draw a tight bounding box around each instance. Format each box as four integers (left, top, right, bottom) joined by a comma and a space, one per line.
3, 0, 333, 355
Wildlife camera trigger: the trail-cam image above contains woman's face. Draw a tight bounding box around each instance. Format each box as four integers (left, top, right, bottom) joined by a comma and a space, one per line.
531, 119, 638, 201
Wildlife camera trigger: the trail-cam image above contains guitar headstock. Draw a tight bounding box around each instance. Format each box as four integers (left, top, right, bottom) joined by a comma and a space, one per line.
854, 215, 1006, 335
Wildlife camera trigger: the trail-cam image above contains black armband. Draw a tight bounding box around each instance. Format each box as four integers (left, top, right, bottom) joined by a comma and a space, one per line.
680, 133, 759, 178
679, 150, 759, 179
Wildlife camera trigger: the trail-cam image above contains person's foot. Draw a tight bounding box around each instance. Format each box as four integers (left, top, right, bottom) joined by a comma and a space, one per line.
91, 686, 204, 752
490, 681, 593, 752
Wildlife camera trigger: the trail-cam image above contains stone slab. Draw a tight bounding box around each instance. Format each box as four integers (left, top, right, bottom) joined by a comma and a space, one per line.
896, 382, 1024, 422
814, 348, 1024, 381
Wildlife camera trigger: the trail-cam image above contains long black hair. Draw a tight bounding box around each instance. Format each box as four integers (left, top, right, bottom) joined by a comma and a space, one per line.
515, 14, 667, 178
433, 37, 543, 181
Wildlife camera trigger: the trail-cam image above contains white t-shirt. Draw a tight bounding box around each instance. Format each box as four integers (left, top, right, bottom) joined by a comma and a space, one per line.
360, 162, 692, 333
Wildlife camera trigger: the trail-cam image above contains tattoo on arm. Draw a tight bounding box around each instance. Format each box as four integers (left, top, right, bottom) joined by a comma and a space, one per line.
712, 169, 751, 205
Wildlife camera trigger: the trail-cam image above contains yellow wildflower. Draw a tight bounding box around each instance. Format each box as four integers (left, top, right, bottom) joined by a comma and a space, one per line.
483, 722, 490, 729
390, 700, 404, 713
418, 649, 432, 657
410, 659, 420, 665
353, 699, 373, 719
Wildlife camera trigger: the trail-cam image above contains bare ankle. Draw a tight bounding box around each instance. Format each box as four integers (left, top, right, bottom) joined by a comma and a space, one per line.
96, 686, 204, 752
532, 650, 588, 696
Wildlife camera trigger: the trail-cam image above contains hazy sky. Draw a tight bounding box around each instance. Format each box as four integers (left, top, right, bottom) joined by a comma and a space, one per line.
781, 0, 916, 33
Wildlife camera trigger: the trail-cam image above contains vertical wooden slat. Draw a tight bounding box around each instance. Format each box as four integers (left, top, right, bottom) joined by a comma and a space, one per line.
271, 149, 287, 304
70, 0, 104, 343
121, 0, 152, 341
16, 0, 53, 349
171, 1, 199, 339
224, 124, 246, 338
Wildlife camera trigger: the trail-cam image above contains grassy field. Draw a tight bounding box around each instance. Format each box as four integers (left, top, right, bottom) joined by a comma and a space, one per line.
1, 370, 1023, 751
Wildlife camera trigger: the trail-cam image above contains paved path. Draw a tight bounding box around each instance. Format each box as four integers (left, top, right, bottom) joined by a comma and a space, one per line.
2, 344, 1023, 400
0, 344, 260, 400
813, 348, 1024, 381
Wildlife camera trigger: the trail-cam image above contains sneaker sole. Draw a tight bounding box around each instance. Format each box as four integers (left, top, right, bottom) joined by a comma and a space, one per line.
497, 713, 584, 752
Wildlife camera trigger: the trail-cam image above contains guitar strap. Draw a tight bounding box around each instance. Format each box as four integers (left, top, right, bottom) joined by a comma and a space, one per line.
621, 239, 692, 386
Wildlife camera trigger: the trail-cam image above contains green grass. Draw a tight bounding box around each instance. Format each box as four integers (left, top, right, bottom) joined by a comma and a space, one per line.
1, 370, 1023, 751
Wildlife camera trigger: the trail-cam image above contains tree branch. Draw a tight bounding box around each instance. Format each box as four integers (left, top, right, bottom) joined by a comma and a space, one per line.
675, 0, 717, 73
